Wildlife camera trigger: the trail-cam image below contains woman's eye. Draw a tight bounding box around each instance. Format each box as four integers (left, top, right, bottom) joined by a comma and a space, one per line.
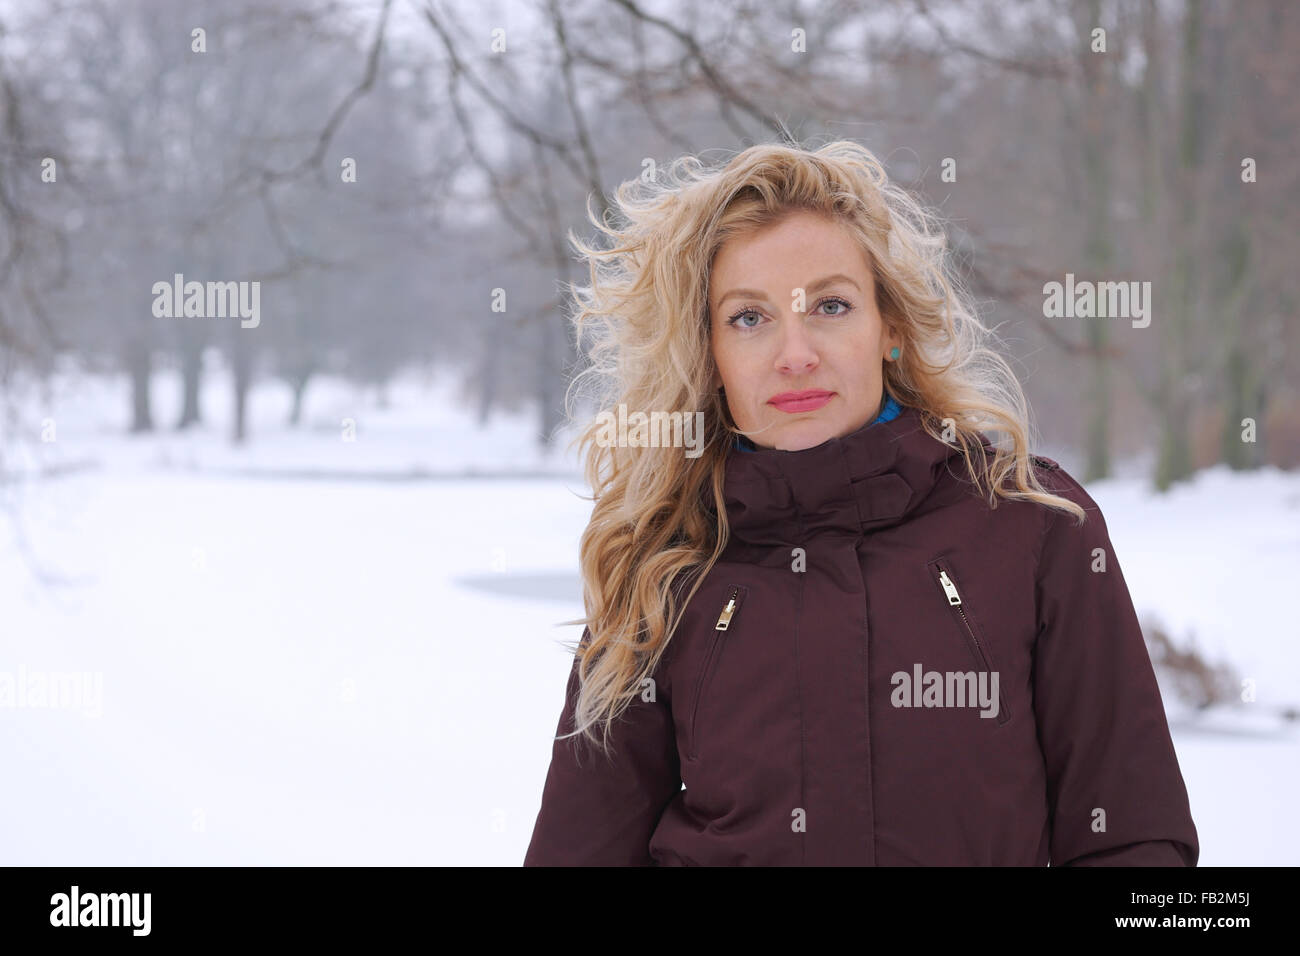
726, 297, 851, 328
728, 308, 763, 329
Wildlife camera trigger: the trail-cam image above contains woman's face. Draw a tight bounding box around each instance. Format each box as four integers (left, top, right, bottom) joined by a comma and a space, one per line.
708, 210, 901, 451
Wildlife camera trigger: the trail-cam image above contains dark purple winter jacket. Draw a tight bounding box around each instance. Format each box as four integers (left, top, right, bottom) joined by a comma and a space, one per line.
524, 404, 1199, 866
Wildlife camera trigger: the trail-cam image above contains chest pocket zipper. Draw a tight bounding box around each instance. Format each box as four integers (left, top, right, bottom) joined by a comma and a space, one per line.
687, 585, 747, 760
928, 560, 1012, 725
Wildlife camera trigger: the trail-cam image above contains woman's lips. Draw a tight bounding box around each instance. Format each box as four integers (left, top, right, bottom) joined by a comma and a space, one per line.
768, 390, 835, 413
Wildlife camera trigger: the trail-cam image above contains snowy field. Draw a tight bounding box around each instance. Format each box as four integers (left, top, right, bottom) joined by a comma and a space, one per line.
1, 362, 1297, 865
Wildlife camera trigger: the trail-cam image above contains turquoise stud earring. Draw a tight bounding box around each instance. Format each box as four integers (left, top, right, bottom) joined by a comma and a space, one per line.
889, 346, 901, 360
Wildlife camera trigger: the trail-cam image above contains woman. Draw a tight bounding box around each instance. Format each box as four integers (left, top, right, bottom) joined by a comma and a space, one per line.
523, 139, 1199, 866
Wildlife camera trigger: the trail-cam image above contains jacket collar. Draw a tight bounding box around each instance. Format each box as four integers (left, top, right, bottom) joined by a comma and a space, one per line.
721, 404, 976, 544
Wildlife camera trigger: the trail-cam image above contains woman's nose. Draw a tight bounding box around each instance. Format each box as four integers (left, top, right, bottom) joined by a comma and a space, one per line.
774, 313, 820, 375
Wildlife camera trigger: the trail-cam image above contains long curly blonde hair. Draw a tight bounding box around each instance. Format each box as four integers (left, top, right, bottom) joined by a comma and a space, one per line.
557, 138, 1086, 756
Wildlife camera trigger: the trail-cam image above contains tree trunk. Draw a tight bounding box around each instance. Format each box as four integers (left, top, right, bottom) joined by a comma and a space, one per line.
177, 339, 204, 429
1155, 398, 1193, 490
1218, 225, 1254, 469
231, 337, 251, 445
535, 311, 566, 449
127, 339, 154, 433
1155, 0, 1206, 491
1080, 0, 1114, 483
288, 370, 312, 427
477, 327, 499, 427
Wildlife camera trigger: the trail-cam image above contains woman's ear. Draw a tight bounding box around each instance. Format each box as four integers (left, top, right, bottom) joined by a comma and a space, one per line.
884, 322, 902, 354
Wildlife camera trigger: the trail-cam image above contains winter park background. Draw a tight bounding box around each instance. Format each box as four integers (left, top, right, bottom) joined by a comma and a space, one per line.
1, 0, 1298, 866
1, 363, 1296, 866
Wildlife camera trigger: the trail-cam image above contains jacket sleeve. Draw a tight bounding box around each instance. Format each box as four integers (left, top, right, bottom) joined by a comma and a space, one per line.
523, 630, 681, 866
1031, 466, 1199, 867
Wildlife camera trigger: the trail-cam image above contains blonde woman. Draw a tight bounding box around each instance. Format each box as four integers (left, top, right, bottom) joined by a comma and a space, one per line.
523, 139, 1198, 866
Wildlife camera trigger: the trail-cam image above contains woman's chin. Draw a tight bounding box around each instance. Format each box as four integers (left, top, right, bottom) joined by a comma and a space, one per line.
771, 422, 838, 452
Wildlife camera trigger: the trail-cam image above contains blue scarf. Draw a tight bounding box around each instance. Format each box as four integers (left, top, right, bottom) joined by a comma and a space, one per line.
733, 392, 904, 452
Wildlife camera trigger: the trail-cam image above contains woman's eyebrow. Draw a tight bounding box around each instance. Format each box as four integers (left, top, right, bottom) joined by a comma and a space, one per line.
714, 273, 862, 307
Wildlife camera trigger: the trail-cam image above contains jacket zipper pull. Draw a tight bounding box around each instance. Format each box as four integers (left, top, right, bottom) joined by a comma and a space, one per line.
938, 569, 962, 606
715, 589, 739, 631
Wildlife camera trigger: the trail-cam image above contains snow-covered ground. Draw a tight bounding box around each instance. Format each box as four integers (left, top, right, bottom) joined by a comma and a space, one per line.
1, 362, 1296, 865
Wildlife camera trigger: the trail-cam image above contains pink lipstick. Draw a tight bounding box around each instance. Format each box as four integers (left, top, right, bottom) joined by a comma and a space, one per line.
768, 390, 835, 413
